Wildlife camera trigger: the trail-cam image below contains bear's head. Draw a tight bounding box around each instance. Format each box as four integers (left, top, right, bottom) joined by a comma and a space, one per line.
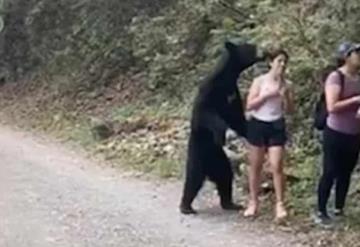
224, 41, 266, 71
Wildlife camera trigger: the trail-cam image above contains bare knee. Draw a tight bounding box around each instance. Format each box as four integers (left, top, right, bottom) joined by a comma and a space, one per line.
248, 144, 265, 170
270, 161, 283, 176
268, 146, 285, 176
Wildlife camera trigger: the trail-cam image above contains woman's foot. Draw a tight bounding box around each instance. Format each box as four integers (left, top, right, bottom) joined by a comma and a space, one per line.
243, 201, 258, 217
333, 208, 345, 223
275, 201, 288, 220
314, 211, 333, 229
333, 208, 344, 217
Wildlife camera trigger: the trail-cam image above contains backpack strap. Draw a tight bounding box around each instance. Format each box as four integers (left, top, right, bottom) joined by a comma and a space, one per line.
335, 70, 345, 98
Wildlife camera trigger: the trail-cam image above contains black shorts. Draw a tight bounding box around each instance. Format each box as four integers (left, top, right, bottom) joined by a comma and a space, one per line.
246, 117, 287, 147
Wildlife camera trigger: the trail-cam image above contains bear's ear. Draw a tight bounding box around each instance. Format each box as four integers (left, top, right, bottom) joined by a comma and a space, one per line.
224, 41, 237, 52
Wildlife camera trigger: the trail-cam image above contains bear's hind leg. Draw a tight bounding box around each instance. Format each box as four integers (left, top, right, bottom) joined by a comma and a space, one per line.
211, 149, 243, 211
180, 163, 205, 215
216, 176, 243, 210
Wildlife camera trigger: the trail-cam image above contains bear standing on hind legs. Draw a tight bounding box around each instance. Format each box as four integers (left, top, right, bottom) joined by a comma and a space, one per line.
180, 42, 266, 215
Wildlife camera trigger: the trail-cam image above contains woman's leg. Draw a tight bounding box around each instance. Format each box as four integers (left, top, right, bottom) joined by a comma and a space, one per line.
317, 128, 340, 217
268, 145, 287, 219
244, 143, 266, 216
335, 137, 360, 213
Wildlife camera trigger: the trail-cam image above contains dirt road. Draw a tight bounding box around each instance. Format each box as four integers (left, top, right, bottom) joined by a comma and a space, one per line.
0, 126, 306, 247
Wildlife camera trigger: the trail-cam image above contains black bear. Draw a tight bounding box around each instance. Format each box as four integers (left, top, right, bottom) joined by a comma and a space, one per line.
180, 41, 265, 214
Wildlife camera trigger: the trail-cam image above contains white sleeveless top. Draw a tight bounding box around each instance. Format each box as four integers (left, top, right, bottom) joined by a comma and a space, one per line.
250, 76, 286, 122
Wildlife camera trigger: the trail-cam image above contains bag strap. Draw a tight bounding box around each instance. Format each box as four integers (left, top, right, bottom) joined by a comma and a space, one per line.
335, 69, 345, 99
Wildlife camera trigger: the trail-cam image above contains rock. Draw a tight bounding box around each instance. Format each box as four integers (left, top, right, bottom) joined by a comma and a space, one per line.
223, 146, 242, 162
90, 117, 113, 141
225, 129, 237, 141
261, 181, 274, 194
223, 147, 242, 176
163, 144, 174, 153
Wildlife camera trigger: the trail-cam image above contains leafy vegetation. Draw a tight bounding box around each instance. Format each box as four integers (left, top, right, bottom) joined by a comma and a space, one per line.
1, 0, 360, 244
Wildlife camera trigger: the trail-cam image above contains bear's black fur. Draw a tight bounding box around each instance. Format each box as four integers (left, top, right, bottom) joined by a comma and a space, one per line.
180, 41, 264, 214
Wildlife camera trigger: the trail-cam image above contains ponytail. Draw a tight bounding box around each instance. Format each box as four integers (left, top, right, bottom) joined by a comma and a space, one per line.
336, 57, 345, 67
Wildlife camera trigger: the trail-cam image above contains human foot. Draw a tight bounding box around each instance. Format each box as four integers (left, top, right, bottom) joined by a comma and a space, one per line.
275, 201, 288, 220
243, 201, 258, 217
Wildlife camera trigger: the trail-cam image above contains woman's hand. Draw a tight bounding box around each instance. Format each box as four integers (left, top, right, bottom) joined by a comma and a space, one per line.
350, 95, 360, 105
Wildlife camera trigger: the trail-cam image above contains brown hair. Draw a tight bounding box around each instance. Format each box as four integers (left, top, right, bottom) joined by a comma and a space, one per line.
336, 57, 346, 67
266, 47, 289, 62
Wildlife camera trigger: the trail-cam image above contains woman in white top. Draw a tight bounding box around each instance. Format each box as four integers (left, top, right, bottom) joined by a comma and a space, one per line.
243, 48, 294, 220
